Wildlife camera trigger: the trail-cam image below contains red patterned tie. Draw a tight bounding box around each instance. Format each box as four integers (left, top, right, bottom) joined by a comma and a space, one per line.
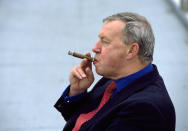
72, 81, 116, 131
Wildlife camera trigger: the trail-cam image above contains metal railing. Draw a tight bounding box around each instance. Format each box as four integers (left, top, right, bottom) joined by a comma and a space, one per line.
181, 0, 188, 12
167, 0, 188, 31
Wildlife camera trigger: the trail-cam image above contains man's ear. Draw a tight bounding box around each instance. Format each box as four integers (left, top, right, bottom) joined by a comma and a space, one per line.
126, 42, 139, 59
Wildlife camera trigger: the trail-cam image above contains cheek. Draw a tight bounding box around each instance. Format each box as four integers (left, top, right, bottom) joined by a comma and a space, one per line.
100, 49, 111, 62
100, 50, 117, 67
102, 48, 126, 68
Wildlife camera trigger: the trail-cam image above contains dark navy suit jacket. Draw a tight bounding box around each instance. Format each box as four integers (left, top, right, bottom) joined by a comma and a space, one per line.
54, 65, 175, 131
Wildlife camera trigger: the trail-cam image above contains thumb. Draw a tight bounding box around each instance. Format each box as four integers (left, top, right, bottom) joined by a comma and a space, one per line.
85, 67, 94, 83
85, 52, 92, 70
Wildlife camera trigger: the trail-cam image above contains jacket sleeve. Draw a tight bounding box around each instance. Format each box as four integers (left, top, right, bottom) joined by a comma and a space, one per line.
54, 77, 110, 122
54, 93, 88, 121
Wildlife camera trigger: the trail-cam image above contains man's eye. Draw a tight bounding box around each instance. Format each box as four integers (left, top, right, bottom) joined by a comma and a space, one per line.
102, 40, 110, 44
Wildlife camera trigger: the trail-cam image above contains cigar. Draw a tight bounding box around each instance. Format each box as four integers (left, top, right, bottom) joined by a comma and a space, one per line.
68, 51, 94, 62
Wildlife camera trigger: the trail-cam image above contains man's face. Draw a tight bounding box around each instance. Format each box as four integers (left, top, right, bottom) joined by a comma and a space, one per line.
92, 20, 130, 79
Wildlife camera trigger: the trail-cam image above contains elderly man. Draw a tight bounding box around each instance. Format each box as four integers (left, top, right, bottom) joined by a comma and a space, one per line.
54, 12, 175, 131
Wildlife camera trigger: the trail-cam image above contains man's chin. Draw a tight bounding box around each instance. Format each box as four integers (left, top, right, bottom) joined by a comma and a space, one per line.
95, 68, 103, 76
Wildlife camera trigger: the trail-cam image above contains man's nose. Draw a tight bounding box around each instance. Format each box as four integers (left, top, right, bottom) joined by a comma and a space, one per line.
92, 41, 101, 53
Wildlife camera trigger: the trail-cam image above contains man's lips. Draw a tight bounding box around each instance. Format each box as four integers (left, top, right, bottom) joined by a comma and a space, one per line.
93, 58, 98, 64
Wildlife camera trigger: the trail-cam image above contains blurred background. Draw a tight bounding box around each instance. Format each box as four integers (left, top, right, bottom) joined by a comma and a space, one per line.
0, 0, 188, 131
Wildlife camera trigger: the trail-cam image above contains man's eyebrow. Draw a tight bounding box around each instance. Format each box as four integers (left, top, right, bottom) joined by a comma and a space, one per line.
98, 35, 110, 41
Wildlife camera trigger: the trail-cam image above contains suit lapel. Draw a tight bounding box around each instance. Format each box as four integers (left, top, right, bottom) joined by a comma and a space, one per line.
80, 66, 159, 130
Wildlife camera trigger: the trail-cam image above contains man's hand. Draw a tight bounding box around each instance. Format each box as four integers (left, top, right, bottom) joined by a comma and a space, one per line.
69, 52, 94, 96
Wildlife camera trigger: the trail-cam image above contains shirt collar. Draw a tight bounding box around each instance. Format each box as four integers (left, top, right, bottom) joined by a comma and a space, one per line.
114, 63, 154, 94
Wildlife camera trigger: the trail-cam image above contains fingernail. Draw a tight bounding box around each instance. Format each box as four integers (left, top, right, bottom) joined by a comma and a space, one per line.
82, 74, 86, 78
79, 75, 82, 79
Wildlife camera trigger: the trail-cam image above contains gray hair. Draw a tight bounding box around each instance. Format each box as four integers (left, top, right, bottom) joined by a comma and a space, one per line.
103, 12, 155, 63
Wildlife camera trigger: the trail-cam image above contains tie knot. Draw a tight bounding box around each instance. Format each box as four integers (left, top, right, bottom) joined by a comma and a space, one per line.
106, 81, 116, 94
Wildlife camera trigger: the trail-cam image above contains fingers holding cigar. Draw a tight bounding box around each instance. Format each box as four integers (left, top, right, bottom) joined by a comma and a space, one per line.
80, 52, 92, 69
72, 65, 86, 80
70, 52, 93, 80
69, 51, 94, 96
